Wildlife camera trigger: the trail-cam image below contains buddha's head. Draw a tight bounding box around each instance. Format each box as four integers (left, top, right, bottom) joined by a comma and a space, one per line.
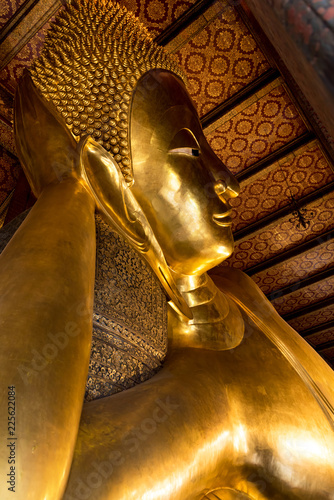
30, 0, 239, 276
130, 70, 239, 275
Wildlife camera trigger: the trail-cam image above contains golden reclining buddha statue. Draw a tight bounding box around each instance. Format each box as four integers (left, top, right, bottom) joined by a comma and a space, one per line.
0, 1, 334, 499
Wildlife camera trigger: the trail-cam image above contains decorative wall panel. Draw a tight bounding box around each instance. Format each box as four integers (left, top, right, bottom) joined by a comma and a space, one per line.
87, 215, 168, 401
0, 145, 21, 206
0, 86, 14, 124
0, 119, 15, 155
206, 84, 307, 174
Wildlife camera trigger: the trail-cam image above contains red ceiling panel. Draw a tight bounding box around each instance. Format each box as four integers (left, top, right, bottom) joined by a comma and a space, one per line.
230, 142, 334, 232
173, 2, 270, 116
287, 303, 334, 332
271, 275, 334, 316
0, 0, 26, 29
223, 192, 334, 271
206, 84, 307, 174
120, 0, 195, 37
0, 119, 15, 155
0, 86, 14, 124
307, 327, 334, 347
251, 238, 334, 295
0, 19, 53, 93
320, 346, 334, 359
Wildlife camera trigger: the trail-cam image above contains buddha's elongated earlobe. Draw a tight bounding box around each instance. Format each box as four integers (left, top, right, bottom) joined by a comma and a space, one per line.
79, 136, 192, 320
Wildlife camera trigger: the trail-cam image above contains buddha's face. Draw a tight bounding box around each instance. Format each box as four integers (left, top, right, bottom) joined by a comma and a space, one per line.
130, 70, 239, 276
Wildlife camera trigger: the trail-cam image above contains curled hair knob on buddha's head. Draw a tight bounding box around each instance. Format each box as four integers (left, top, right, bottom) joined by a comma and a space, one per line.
29, 0, 184, 184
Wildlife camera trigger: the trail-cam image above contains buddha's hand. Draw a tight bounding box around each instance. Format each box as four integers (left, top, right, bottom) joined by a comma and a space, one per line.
14, 72, 81, 197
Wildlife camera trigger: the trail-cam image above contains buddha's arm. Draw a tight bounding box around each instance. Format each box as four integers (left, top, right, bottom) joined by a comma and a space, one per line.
0, 179, 96, 500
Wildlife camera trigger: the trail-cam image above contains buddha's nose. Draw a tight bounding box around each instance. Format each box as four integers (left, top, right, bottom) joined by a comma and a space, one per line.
209, 149, 240, 199
214, 175, 239, 199
202, 134, 240, 200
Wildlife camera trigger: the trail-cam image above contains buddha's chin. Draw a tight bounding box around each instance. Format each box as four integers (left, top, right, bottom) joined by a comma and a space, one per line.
168, 242, 234, 277
204, 228, 235, 270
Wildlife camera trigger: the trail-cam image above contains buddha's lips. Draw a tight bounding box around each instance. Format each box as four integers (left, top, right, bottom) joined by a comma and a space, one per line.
212, 211, 232, 226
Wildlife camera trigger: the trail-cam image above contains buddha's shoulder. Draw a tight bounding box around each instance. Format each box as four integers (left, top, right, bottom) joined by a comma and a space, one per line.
210, 267, 334, 408
209, 266, 270, 315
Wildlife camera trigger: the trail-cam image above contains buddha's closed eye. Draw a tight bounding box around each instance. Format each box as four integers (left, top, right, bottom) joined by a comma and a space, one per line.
168, 128, 201, 157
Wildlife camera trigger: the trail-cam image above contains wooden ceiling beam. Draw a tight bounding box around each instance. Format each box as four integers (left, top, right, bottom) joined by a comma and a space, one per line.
317, 340, 334, 353
0, 0, 65, 71
154, 0, 215, 46
236, 2, 334, 167
0, 0, 40, 44
246, 229, 333, 276
0, 113, 13, 128
299, 320, 334, 339
201, 68, 279, 129
266, 267, 334, 301
282, 296, 334, 322
234, 181, 334, 242
235, 132, 315, 183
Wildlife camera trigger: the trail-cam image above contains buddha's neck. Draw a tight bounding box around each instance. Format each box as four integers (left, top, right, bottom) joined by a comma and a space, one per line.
175, 272, 230, 324
168, 272, 244, 350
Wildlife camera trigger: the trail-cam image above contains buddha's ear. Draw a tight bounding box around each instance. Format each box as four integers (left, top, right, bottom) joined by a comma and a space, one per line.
14, 72, 79, 198
79, 136, 192, 320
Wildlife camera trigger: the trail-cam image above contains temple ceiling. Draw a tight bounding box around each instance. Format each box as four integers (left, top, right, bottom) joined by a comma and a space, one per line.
0, 0, 333, 367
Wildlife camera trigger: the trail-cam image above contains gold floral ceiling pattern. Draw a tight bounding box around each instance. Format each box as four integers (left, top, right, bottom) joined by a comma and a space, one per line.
272, 275, 334, 316
230, 141, 334, 232
172, 3, 270, 115
0, 0, 25, 28
288, 304, 334, 333
309, 327, 334, 347
206, 84, 307, 173
121, 0, 195, 36
0, 0, 333, 367
252, 237, 334, 295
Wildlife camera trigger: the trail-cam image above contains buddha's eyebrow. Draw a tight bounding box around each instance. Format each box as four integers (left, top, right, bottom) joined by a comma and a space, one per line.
168, 128, 200, 149
168, 147, 200, 156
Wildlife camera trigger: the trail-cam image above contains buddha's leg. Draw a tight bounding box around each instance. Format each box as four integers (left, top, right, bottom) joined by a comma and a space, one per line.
0, 179, 96, 500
